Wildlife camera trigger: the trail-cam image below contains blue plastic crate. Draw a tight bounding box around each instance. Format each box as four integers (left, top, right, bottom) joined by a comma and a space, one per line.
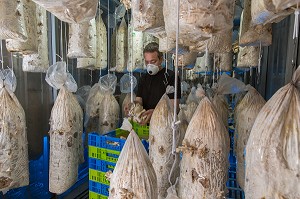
89, 158, 116, 172
89, 181, 110, 196
89, 132, 102, 148
89, 132, 126, 151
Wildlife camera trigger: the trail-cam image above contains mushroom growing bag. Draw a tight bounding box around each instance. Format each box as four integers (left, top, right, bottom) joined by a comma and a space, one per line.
22, 5, 49, 73
85, 83, 104, 133
0, 0, 27, 41
98, 74, 119, 135
251, 0, 293, 25
6, 0, 38, 54
32, 0, 98, 23
46, 62, 83, 194
245, 67, 300, 199
114, 18, 128, 73
131, 0, 164, 33
109, 123, 158, 198
149, 91, 182, 199
239, 0, 272, 47
237, 46, 259, 68
234, 85, 265, 189
68, 19, 96, 59
177, 97, 230, 199
127, 23, 144, 72
163, 0, 235, 46
0, 87, 29, 192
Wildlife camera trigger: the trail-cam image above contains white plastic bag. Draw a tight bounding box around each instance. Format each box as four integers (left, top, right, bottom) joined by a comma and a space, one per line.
177, 52, 198, 67
159, 34, 176, 53
131, 0, 164, 34
45, 62, 68, 90
237, 46, 259, 68
150, 93, 182, 198
22, 5, 49, 73
193, 53, 214, 73
99, 74, 118, 94
0, 87, 29, 192
6, 0, 38, 54
245, 67, 300, 199
49, 86, 83, 194
45, 61, 78, 93
120, 74, 137, 94
2, 69, 17, 93
177, 97, 229, 199
32, 0, 98, 23
0, 0, 27, 41
109, 126, 158, 198
164, 0, 235, 46
235, 85, 265, 189
215, 53, 233, 72
189, 30, 232, 53
68, 19, 96, 59
114, 18, 128, 73
239, 0, 272, 47
85, 83, 104, 133
127, 23, 144, 72
95, 13, 107, 70
251, 0, 293, 25
165, 186, 180, 199
98, 74, 119, 135
273, 0, 300, 10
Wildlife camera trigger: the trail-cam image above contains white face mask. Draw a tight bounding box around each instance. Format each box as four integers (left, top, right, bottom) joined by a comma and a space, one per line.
146, 64, 159, 75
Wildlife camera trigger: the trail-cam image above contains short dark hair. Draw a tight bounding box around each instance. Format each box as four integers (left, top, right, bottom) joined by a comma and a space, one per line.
143, 42, 163, 59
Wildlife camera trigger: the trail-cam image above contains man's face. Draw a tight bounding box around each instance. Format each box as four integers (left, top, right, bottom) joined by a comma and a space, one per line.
144, 51, 162, 66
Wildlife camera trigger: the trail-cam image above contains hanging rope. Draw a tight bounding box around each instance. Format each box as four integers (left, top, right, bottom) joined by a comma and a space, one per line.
0, 40, 3, 69
128, 11, 134, 103
257, 41, 262, 85
60, 20, 64, 62
167, 0, 180, 187
64, 21, 69, 71
107, 0, 111, 74
293, 4, 300, 39
172, 0, 180, 155
212, 53, 216, 84
10, 53, 14, 87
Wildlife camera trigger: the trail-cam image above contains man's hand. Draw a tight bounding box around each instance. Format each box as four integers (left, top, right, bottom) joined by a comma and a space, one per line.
123, 102, 134, 117
139, 109, 154, 126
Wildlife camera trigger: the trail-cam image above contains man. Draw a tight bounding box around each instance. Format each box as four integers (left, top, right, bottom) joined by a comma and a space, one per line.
135, 42, 181, 125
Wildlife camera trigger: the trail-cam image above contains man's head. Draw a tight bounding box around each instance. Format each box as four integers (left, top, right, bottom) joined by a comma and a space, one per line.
143, 42, 163, 74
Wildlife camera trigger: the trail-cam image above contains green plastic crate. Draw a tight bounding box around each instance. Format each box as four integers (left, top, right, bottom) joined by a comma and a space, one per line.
88, 146, 121, 163
115, 128, 130, 138
131, 121, 149, 139
89, 191, 108, 199
89, 169, 110, 185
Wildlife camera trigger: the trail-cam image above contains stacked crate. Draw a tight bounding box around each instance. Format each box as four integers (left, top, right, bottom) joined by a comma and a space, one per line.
88, 124, 149, 199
